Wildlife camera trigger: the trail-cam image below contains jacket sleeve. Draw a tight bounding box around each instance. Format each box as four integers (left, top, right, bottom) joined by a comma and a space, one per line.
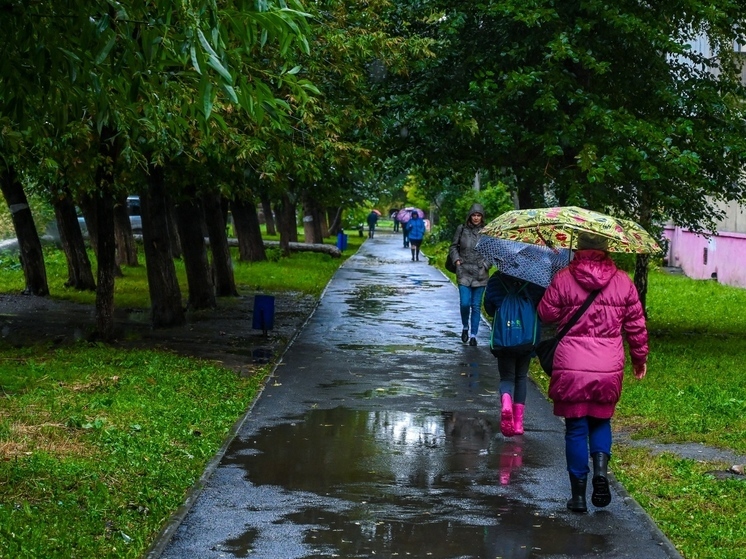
620, 276, 649, 365
537, 277, 564, 325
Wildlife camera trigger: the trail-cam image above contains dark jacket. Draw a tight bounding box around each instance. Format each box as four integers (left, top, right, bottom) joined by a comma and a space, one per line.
366, 212, 379, 226
448, 203, 490, 287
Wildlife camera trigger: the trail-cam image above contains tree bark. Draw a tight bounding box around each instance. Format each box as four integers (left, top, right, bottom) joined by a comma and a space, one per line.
327, 206, 343, 236
231, 197, 267, 262
0, 166, 49, 296
203, 193, 238, 297
53, 191, 96, 290
634, 254, 650, 316
175, 198, 216, 310
142, 164, 185, 328
275, 193, 297, 255
93, 190, 117, 341
78, 193, 99, 257
114, 193, 139, 267
261, 196, 276, 235
302, 192, 324, 244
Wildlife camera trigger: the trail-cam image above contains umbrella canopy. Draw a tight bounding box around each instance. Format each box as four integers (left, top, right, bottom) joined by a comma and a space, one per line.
482, 206, 662, 254
396, 207, 425, 223
371, 209, 382, 216
475, 236, 572, 287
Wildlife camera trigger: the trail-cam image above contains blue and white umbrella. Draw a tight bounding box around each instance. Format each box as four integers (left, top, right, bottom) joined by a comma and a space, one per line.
475, 236, 572, 287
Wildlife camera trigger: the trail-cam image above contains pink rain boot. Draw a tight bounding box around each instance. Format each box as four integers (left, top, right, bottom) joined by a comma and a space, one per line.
513, 403, 525, 435
500, 393, 515, 437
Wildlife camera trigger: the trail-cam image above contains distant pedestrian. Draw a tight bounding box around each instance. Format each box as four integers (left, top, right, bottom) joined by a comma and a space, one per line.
537, 232, 649, 513
366, 211, 379, 238
391, 211, 400, 232
405, 211, 426, 261
484, 271, 545, 437
448, 203, 490, 346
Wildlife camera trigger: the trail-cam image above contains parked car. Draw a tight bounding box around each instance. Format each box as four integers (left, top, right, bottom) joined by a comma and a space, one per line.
47, 195, 142, 240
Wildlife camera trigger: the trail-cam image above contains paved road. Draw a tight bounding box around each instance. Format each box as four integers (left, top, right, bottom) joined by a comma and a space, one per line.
150, 230, 682, 559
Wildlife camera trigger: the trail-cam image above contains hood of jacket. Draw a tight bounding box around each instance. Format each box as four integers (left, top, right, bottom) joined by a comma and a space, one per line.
569, 250, 618, 291
465, 203, 486, 226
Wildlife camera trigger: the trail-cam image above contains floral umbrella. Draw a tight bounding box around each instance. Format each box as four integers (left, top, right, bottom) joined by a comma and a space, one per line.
396, 207, 425, 223
475, 236, 572, 288
482, 206, 662, 254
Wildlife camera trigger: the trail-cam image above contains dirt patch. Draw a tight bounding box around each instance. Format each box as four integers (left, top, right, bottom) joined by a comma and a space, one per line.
0, 292, 318, 376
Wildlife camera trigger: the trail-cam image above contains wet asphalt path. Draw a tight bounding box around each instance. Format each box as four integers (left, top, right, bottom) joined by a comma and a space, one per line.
152, 230, 682, 559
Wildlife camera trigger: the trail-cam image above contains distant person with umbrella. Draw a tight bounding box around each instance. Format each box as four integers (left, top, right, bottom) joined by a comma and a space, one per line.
537, 231, 649, 514
404, 210, 426, 261
448, 204, 490, 346
366, 210, 380, 238
390, 209, 400, 232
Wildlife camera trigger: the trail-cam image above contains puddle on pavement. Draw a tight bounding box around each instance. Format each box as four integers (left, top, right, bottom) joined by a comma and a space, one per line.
337, 343, 455, 354
222, 407, 610, 557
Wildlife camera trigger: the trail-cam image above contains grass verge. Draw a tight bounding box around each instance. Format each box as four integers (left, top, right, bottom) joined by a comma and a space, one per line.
0, 233, 362, 559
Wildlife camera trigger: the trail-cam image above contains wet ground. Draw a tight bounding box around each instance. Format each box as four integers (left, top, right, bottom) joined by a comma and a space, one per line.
147, 231, 685, 559
0, 289, 316, 375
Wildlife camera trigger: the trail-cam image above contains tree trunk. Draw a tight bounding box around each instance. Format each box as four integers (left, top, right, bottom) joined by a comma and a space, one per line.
633, 196, 654, 317
328, 206, 343, 236
0, 166, 49, 296
320, 208, 330, 239
275, 193, 297, 255
53, 191, 95, 290
203, 193, 238, 297
261, 196, 276, 235
231, 197, 267, 262
302, 193, 324, 244
93, 191, 117, 341
114, 193, 139, 267
142, 164, 185, 327
634, 254, 650, 317
175, 198, 216, 310
78, 193, 99, 257
165, 199, 182, 259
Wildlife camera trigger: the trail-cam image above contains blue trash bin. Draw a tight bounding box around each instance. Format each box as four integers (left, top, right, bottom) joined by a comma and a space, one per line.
252, 295, 275, 334
336, 232, 348, 251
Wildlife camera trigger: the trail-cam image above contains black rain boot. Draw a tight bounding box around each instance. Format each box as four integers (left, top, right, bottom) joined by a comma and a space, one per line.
591, 452, 611, 508
567, 474, 588, 513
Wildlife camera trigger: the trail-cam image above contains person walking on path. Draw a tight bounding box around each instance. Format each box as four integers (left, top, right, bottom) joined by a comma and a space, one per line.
366, 211, 379, 238
448, 203, 490, 346
537, 232, 649, 514
484, 271, 545, 437
405, 210, 426, 261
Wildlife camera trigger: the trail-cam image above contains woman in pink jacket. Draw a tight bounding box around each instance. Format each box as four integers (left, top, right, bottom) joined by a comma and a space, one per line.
537, 232, 648, 514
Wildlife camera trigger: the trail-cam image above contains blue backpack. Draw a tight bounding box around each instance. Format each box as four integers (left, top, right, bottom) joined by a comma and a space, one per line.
490, 279, 539, 357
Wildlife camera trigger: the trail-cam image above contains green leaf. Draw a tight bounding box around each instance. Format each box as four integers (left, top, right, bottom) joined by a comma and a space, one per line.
221, 84, 239, 104
190, 45, 202, 74
207, 55, 233, 84
95, 36, 117, 65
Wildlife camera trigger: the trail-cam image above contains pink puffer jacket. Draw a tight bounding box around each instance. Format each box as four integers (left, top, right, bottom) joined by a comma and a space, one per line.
537, 250, 648, 419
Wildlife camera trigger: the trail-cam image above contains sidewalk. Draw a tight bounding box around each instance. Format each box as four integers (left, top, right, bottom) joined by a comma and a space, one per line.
149, 230, 682, 559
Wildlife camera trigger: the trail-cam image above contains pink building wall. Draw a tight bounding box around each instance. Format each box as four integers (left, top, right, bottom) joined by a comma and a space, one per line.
663, 226, 746, 288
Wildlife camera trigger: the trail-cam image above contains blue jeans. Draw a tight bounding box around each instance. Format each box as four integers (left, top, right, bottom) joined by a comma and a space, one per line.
564, 417, 612, 479
458, 285, 485, 336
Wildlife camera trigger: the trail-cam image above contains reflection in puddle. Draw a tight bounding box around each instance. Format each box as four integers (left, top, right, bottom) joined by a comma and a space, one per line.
221, 407, 610, 557
251, 347, 274, 364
